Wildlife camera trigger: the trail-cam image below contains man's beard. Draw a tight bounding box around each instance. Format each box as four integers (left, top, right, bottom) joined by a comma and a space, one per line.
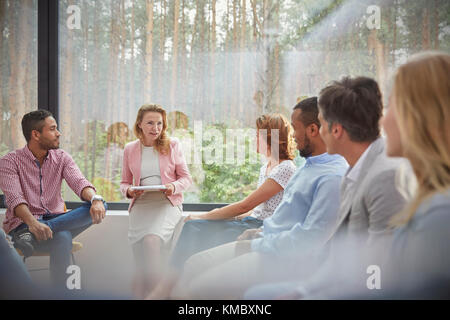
299, 134, 313, 158
39, 138, 59, 150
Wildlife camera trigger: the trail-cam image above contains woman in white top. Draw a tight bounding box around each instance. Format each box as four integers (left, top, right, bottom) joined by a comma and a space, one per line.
147, 113, 297, 299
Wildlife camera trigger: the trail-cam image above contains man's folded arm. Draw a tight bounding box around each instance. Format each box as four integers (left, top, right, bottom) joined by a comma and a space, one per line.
251, 175, 342, 257
61, 152, 96, 201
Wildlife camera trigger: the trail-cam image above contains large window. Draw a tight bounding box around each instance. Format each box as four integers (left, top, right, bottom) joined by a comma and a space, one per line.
0, 0, 38, 199
55, 0, 449, 203
0, 0, 38, 157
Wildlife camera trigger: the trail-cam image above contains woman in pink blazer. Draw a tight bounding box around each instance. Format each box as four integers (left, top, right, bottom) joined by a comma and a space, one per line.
120, 104, 192, 298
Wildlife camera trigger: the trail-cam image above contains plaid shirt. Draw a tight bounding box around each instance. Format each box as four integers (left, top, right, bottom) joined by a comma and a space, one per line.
0, 145, 95, 234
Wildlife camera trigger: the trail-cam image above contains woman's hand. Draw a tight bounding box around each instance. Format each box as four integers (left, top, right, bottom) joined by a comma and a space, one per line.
184, 214, 203, 222
237, 228, 263, 241
162, 183, 175, 196
127, 188, 144, 199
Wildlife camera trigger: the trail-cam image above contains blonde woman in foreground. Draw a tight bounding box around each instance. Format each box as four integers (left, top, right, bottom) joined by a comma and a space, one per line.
378, 51, 450, 297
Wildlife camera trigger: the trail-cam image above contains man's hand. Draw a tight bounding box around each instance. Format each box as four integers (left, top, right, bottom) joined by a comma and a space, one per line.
237, 228, 263, 241
234, 240, 252, 257
28, 220, 53, 241
90, 200, 106, 224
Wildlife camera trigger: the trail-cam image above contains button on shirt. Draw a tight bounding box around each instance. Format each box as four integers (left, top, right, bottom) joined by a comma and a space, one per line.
0, 145, 95, 234
251, 153, 349, 257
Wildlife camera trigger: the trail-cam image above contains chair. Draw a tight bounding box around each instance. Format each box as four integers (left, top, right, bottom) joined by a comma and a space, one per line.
16, 241, 83, 272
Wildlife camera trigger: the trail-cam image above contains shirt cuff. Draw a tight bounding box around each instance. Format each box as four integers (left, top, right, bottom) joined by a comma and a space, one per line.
78, 183, 96, 200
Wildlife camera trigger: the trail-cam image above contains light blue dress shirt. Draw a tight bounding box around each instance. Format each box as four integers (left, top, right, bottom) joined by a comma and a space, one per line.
251, 152, 348, 256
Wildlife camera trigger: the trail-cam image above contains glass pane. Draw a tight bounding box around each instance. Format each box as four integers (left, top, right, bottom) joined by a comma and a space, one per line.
58, 0, 450, 203
0, 0, 38, 194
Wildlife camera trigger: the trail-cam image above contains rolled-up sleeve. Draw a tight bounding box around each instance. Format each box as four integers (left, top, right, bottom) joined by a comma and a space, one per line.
251, 175, 342, 257
0, 156, 29, 211
61, 151, 95, 200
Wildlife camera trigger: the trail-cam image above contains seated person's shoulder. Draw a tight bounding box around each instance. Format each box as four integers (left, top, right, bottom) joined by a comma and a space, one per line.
316, 171, 344, 186
415, 191, 450, 226
0, 150, 15, 161
49, 148, 74, 163
0, 149, 21, 166
282, 159, 297, 170
365, 158, 412, 189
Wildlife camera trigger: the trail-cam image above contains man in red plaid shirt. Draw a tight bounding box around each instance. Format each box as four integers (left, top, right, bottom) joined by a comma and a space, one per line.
0, 110, 107, 288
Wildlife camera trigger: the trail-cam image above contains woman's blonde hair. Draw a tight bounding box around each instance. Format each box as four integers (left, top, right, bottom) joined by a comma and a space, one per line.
256, 113, 296, 161
133, 104, 170, 155
390, 51, 450, 226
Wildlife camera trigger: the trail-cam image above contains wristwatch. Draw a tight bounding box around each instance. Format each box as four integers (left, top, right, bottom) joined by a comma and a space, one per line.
90, 194, 104, 204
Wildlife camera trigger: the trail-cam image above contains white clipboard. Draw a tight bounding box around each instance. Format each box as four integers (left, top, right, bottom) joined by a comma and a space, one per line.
129, 185, 167, 192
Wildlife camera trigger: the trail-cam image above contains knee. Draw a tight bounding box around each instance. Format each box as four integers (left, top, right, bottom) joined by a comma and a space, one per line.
142, 235, 161, 251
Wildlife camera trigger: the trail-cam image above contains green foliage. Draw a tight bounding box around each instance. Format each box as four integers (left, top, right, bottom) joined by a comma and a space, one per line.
91, 176, 122, 202
200, 159, 260, 203
172, 123, 261, 203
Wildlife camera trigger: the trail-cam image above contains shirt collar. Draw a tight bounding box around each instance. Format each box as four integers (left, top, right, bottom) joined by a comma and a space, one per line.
23, 145, 50, 163
305, 152, 336, 165
345, 142, 374, 183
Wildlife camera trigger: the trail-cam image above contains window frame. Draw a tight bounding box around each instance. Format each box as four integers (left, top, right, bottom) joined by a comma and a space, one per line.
0, 0, 226, 212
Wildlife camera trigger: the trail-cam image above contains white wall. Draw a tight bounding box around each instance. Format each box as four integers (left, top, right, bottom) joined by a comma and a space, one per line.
1, 209, 195, 298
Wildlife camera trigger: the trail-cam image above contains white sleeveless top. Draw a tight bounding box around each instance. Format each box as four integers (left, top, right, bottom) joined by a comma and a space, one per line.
250, 160, 297, 220
140, 146, 162, 186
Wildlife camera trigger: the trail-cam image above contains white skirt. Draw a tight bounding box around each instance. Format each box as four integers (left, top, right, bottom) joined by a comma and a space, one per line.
128, 191, 183, 247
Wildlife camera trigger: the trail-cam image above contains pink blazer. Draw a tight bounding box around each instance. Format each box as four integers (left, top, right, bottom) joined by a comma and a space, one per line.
120, 138, 193, 211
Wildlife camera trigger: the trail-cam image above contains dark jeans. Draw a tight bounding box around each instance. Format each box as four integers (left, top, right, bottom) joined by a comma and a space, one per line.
9, 202, 107, 289
170, 216, 263, 269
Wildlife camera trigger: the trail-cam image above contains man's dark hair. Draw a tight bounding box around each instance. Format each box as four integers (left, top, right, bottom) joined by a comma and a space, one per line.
318, 76, 382, 142
21, 110, 54, 142
293, 97, 320, 128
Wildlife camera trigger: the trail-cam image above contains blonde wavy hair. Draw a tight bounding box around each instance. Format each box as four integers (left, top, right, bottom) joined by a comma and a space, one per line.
390, 52, 450, 226
256, 113, 296, 161
133, 104, 170, 155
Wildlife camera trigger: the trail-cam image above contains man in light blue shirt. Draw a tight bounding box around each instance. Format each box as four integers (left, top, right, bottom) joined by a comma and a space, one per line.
251, 152, 347, 256
170, 97, 348, 299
